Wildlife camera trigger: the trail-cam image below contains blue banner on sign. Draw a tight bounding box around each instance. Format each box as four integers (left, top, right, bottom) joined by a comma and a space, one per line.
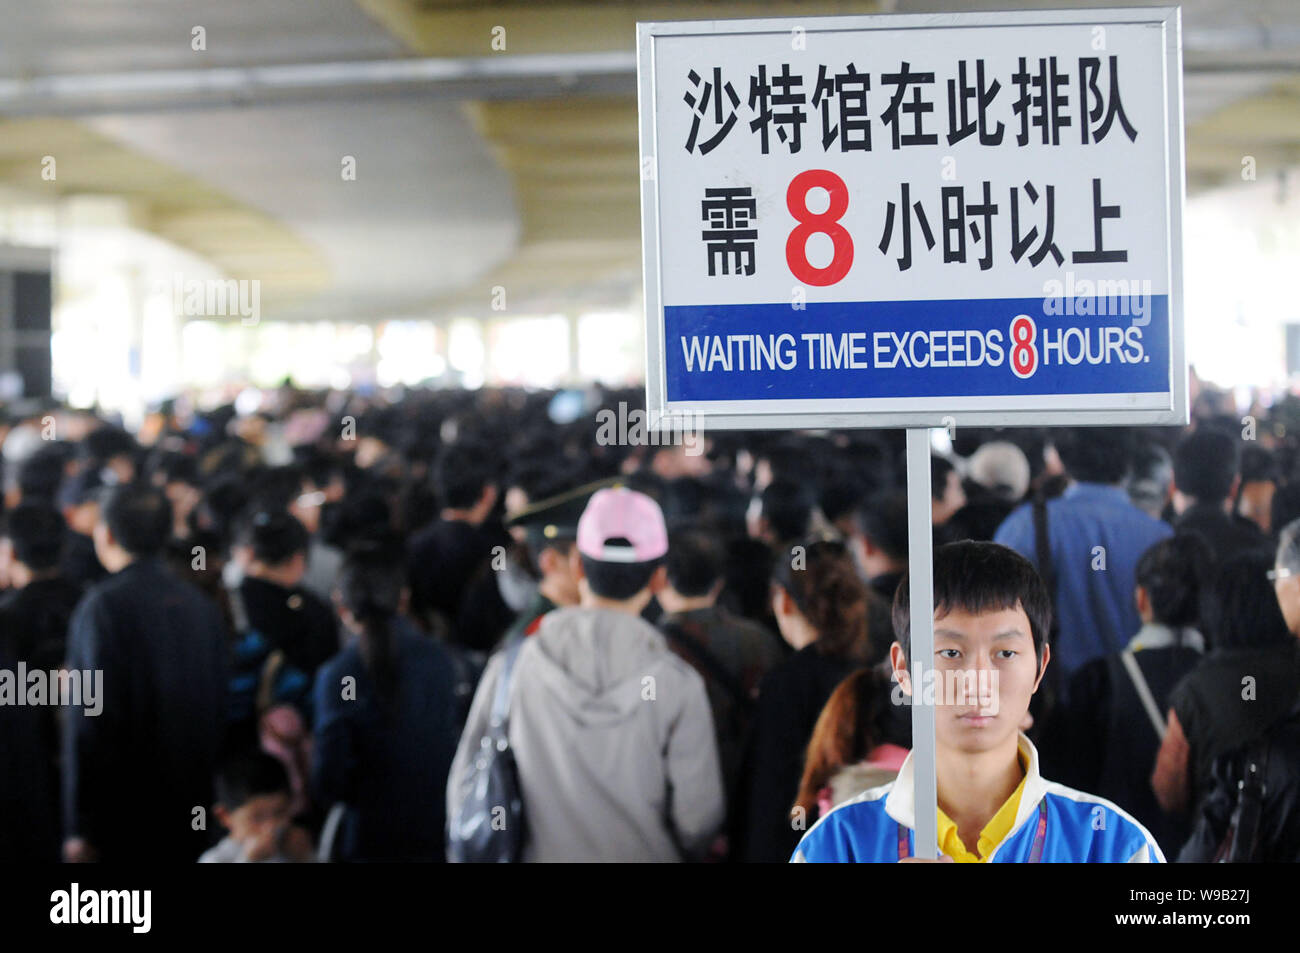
664, 296, 1170, 402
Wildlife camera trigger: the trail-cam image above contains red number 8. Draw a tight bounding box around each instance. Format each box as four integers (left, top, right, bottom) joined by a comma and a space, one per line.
786, 170, 853, 287
1010, 315, 1038, 379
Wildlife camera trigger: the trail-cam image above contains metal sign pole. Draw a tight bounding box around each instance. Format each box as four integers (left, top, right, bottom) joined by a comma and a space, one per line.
905, 427, 937, 859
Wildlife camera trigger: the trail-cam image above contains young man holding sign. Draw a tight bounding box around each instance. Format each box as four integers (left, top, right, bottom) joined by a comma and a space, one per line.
791, 541, 1164, 863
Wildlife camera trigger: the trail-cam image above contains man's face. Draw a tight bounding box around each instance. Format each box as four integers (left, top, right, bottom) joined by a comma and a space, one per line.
290, 485, 325, 535
106, 454, 135, 485
91, 519, 114, 568
933, 470, 967, 525
219, 792, 291, 845
166, 480, 201, 527
504, 486, 530, 545
66, 501, 99, 537
893, 603, 1046, 756
539, 543, 581, 606
1240, 480, 1275, 534
1273, 563, 1300, 634
745, 495, 765, 541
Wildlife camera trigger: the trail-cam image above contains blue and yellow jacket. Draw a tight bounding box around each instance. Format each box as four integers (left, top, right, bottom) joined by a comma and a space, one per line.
792, 733, 1165, 863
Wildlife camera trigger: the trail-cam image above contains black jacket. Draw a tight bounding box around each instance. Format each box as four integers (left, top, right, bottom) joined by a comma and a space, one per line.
0, 575, 82, 671
1046, 636, 1203, 856
1179, 695, 1300, 862
62, 557, 228, 863
237, 575, 339, 676
0, 576, 82, 863
1175, 503, 1270, 565
0, 630, 60, 862
312, 621, 461, 862
737, 644, 900, 862
60, 531, 107, 591
1170, 641, 1300, 810
407, 518, 512, 651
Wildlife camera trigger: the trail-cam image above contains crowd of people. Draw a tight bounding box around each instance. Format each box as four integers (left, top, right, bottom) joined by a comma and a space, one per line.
1, 379, 1299, 862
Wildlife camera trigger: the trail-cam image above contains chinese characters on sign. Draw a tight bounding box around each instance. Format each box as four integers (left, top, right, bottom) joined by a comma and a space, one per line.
641, 12, 1185, 426
693, 56, 1136, 277
684, 56, 1135, 157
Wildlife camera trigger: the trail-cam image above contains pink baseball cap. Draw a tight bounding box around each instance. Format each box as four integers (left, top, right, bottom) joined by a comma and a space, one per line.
577, 487, 668, 564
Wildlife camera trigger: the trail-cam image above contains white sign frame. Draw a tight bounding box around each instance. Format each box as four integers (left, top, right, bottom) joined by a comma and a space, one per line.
637, 7, 1187, 431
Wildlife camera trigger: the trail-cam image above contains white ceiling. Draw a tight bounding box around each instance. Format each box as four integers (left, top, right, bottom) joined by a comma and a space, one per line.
0, 0, 521, 322
0, 0, 401, 73
0, 0, 1296, 324
87, 103, 519, 322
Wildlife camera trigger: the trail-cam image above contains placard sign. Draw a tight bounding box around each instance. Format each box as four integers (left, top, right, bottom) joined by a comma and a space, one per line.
638, 8, 1187, 429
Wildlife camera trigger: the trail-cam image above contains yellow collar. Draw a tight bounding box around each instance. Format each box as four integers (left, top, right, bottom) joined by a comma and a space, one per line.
936, 749, 1029, 862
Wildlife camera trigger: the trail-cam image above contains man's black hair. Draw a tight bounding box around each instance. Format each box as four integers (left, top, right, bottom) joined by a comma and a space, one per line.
758, 440, 815, 485
759, 478, 815, 543
196, 475, 252, 548
1240, 445, 1278, 485
214, 748, 291, 811
622, 469, 667, 503
247, 465, 305, 513
81, 426, 137, 465
149, 451, 199, 487
819, 477, 865, 525
665, 530, 722, 597
295, 448, 345, 490
1053, 427, 1135, 485
1, 502, 65, 571
892, 540, 1051, 667
58, 466, 106, 510
697, 475, 749, 537
839, 436, 897, 495
1128, 442, 1173, 496
661, 477, 706, 529
322, 491, 392, 549
354, 406, 402, 448
433, 441, 497, 511
1135, 532, 1212, 629
236, 509, 308, 566
196, 438, 258, 481
856, 491, 910, 561
1173, 427, 1239, 504
580, 543, 661, 601
17, 448, 66, 504
507, 461, 575, 506
1205, 550, 1292, 650
101, 482, 173, 557
930, 456, 957, 502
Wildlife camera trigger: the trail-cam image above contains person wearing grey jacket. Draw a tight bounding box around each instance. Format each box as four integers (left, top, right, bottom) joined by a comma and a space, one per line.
446, 486, 724, 862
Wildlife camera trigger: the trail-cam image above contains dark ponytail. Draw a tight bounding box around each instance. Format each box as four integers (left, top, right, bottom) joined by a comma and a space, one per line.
338, 534, 405, 704
355, 602, 398, 702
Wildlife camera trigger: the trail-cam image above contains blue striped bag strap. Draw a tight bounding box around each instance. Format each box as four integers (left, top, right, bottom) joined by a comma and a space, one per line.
1027, 799, 1049, 863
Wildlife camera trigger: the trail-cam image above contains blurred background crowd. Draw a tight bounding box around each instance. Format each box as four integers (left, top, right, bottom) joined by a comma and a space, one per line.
1, 375, 1298, 862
